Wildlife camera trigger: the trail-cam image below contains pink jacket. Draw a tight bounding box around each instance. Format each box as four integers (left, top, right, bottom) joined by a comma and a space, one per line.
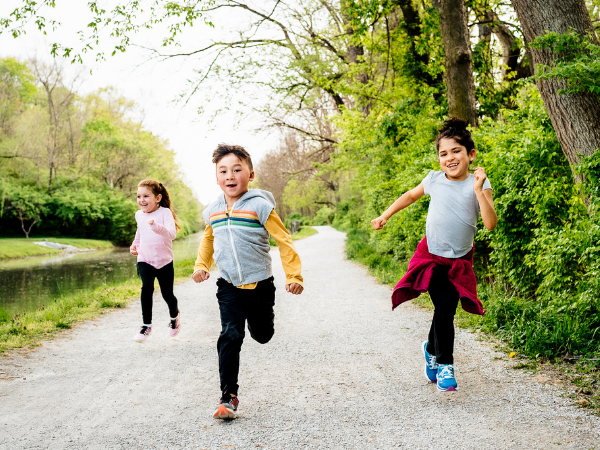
131, 207, 177, 269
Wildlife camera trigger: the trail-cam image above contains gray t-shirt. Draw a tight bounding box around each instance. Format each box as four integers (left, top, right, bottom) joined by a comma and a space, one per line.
422, 170, 492, 258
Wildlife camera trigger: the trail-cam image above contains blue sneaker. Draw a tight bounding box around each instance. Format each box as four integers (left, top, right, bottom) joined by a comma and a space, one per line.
422, 341, 438, 383
437, 364, 458, 391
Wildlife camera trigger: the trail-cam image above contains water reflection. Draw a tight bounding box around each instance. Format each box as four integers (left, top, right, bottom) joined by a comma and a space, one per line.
0, 233, 201, 316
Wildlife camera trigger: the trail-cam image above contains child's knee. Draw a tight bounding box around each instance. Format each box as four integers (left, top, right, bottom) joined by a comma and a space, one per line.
433, 302, 459, 318
220, 323, 245, 344
250, 328, 274, 344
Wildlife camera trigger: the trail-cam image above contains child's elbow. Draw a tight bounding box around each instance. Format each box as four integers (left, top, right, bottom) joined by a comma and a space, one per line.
485, 218, 498, 231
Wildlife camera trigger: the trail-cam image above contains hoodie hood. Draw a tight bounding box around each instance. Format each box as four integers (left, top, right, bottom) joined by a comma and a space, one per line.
222, 189, 276, 209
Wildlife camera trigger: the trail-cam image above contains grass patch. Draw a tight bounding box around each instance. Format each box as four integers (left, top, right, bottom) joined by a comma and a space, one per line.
341, 225, 600, 413
0, 237, 115, 259
0, 239, 62, 259
270, 226, 318, 246
0, 257, 197, 353
292, 226, 318, 240
44, 238, 115, 250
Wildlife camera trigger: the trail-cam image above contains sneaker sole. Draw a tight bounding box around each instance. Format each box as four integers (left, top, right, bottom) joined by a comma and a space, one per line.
422, 341, 437, 383
437, 384, 458, 392
213, 405, 236, 419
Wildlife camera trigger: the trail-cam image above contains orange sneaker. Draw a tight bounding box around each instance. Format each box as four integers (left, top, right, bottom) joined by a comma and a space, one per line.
213, 395, 239, 419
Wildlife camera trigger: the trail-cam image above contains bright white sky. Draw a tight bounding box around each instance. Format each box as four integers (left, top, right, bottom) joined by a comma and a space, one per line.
0, 1, 280, 204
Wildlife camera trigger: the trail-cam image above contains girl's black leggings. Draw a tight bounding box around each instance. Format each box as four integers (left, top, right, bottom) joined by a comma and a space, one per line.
426, 265, 460, 365
137, 261, 179, 324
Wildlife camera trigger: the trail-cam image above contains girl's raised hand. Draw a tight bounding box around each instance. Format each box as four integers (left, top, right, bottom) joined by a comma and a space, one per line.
371, 216, 387, 230
148, 219, 155, 226
473, 167, 487, 192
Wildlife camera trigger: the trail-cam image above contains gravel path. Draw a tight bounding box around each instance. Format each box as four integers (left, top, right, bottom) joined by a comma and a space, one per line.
1, 226, 599, 449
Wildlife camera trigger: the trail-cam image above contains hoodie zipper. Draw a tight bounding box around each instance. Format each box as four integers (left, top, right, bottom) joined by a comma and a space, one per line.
227, 201, 244, 284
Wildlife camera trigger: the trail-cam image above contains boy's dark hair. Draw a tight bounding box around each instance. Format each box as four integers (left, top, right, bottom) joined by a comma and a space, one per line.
212, 144, 253, 170
435, 117, 475, 153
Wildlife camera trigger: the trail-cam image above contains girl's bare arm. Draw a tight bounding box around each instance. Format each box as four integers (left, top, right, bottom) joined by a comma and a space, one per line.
371, 184, 425, 230
474, 167, 498, 230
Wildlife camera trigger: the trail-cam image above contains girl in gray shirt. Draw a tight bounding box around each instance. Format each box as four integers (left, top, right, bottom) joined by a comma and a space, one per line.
371, 118, 497, 392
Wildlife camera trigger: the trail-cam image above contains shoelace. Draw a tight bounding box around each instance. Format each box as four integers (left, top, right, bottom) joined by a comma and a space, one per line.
169, 319, 177, 329
426, 353, 437, 369
140, 326, 150, 335
439, 365, 454, 379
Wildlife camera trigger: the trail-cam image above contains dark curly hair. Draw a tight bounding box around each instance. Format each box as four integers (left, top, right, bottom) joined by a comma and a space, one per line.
434, 117, 475, 153
212, 144, 253, 170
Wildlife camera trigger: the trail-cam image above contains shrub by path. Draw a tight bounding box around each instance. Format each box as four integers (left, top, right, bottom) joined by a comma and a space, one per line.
0, 226, 598, 449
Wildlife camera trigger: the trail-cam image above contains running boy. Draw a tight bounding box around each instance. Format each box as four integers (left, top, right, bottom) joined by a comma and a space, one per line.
193, 144, 303, 419
371, 118, 497, 392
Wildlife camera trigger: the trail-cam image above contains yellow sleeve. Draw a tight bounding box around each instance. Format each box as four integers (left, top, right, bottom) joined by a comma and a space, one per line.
265, 210, 303, 286
193, 224, 215, 273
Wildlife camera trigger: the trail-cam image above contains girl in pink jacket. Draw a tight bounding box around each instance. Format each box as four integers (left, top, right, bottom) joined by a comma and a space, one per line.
130, 179, 181, 343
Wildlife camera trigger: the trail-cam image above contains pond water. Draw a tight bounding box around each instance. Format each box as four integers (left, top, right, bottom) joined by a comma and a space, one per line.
0, 233, 202, 316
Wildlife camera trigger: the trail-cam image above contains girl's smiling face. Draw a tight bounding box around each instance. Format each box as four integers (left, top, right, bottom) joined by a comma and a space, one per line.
137, 186, 162, 213
438, 137, 475, 182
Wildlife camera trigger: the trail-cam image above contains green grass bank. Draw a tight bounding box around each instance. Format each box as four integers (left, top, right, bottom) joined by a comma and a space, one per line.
343, 227, 600, 411
0, 237, 115, 259
269, 226, 318, 246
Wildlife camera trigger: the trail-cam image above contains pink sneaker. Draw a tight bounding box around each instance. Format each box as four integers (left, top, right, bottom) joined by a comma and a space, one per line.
134, 325, 152, 343
168, 311, 181, 337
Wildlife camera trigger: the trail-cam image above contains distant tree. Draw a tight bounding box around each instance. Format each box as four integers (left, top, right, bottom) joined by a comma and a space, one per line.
3, 184, 48, 238
29, 59, 80, 193
0, 58, 36, 139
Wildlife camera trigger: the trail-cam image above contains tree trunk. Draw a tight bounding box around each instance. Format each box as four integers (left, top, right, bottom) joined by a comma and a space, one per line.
439, 0, 478, 127
390, 0, 442, 87
19, 211, 38, 238
475, 8, 532, 82
510, 0, 600, 175
341, 5, 371, 115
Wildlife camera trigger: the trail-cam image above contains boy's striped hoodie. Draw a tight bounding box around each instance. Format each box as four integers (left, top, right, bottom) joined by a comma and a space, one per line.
202, 189, 276, 286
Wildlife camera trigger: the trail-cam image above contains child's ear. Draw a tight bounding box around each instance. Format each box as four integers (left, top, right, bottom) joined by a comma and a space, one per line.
156, 194, 162, 203
469, 148, 476, 162
249, 170, 255, 182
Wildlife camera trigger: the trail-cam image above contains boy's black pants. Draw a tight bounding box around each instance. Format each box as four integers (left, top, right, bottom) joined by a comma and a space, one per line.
426, 265, 460, 365
216, 276, 276, 397
137, 261, 179, 324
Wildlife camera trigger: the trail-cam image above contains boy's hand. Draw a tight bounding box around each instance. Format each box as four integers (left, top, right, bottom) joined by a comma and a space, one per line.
192, 270, 210, 283
286, 283, 303, 295
474, 167, 487, 192
371, 216, 387, 230
130, 245, 138, 256
148, 219, 155, 226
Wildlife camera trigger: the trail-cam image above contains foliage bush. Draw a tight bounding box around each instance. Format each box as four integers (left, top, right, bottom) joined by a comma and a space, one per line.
0, 59, 202, 244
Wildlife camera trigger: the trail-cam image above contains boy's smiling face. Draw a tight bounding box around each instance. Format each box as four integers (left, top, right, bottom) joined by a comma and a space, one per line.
216, 153, 255, 206
438, 137, 475, 182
